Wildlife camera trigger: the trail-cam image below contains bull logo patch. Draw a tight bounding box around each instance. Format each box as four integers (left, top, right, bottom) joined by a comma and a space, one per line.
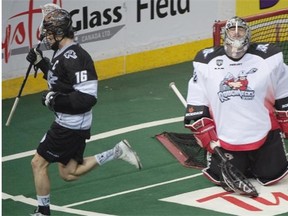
218, 68, 257, 102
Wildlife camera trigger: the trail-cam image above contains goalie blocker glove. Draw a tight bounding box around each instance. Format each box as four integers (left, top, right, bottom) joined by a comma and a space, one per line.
185, 117, 220, 153
275, 110, 288, 138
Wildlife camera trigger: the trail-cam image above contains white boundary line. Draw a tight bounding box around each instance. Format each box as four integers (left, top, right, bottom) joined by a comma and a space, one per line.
2, 116, 185, 215
64, 173, 203, 208
2, 192, 113, 216
2, 116, 200, 215
2, 116, 183, 162
2, 173, 202, 215
3, 116, 288, 215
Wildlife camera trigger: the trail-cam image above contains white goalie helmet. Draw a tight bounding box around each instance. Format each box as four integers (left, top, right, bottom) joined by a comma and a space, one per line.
223, 16, 251, 59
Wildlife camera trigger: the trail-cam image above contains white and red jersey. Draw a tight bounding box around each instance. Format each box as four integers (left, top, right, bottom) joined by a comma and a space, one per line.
187, 43, 288, 151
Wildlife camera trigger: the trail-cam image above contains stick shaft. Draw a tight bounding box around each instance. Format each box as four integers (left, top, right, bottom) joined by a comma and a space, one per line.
18, 63, 33, 97
5, 97, 20, 126
169, 82, 187, 107
5, 41, 42, 126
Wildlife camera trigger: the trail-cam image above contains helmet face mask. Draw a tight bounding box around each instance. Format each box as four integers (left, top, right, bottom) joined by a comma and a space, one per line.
39, 3, 61, 38
223, 17, 251, 59
42, 9, 73, 50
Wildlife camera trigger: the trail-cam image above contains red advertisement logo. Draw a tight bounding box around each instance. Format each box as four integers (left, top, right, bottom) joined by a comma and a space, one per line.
2, 0, 62, 63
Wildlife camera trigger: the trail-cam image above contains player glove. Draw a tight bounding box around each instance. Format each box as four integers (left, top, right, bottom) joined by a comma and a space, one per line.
26, 48, 43, 65
42, 90, 59, 112
185, 117, 220, 153
275, 110, 288, 138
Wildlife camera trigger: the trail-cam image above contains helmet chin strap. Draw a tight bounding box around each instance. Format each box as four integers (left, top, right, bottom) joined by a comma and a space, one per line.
51, 35, 65, 50
51, 41, 60, 51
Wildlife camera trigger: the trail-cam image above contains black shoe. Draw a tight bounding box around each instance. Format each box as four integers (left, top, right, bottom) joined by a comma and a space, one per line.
30, 206, 50, 216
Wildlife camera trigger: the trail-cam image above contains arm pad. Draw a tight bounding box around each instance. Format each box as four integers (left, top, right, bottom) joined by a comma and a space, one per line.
184, 105, 210, 124
53, 91, 97, 114
185, 117, 219, 153
275, 110, 288, 138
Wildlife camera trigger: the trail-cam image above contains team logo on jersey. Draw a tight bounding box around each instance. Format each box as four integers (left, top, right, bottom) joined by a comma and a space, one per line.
64, 50, 77, 59
202, 48, 214, 58
47, 70, 58, 89
216, 59, 223, 66
256, 44, 269, 53
218, 68, 257, 102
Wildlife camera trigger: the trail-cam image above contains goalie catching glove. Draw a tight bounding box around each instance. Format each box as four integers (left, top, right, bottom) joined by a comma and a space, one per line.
185, 117, 220, 153
275, 110, 288, 138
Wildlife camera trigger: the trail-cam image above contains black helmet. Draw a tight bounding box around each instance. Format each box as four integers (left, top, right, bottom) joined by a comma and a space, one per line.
42, 9, 73, 38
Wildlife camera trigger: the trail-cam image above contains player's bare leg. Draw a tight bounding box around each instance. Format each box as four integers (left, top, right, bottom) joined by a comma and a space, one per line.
58, 140, 142, 181
31, 153, 51, 215
58, 156, 98, 181
31, 153, 51, 196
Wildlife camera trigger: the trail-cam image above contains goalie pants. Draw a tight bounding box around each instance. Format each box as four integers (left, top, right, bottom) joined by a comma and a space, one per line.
202, 129, 288, 185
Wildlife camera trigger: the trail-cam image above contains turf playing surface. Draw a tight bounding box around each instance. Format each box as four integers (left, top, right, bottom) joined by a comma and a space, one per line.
2, 62, 288, 216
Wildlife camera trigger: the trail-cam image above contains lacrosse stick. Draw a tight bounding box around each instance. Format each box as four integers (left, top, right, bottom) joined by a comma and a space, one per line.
169, 82, 258, 197
5, 41, 43, 126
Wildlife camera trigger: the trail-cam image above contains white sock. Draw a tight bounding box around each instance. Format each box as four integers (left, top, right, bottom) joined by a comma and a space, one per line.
95, 143, 122, 165
37, 194, 50, 206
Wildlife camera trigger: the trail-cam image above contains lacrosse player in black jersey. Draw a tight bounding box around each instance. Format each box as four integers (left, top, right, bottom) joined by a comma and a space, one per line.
185, 16, 288, 194
26, 9, 142, 216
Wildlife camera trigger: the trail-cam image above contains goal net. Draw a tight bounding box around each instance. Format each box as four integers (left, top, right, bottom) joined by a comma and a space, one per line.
213, 9, 288, 64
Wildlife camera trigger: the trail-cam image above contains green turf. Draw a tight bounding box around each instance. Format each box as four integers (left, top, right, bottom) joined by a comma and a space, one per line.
2, 61, 288, 216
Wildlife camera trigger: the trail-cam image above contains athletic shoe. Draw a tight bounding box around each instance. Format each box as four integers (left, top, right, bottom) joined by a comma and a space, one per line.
30, 213, 49, 216
117, 140, 142, 170
30, 206, 50, 216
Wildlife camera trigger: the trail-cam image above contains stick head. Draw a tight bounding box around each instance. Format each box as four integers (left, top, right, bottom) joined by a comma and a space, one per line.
220, 161, 258, 197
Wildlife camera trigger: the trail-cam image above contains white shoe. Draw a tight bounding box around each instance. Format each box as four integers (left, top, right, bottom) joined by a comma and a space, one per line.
117, 140, 142, 170
30, 213, 48, 216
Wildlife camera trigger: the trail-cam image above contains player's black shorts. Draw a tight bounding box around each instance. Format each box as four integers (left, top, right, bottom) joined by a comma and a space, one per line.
203, 129, 288, 185
37, 121, 91, 165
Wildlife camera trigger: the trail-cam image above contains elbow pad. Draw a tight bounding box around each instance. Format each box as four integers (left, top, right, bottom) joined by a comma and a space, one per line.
53, 91, 97, 114
184, 105, 210, 124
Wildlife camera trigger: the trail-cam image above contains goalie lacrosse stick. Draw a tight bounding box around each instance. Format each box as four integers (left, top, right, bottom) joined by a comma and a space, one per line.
5, 40, 43, 126
169, 82, 258, 197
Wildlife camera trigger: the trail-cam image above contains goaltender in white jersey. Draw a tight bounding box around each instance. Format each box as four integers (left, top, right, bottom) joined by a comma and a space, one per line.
185, 16, 288, 188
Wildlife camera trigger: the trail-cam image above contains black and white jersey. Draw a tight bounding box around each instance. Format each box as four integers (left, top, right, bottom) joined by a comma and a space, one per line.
47, 42, 98, 130
187, 43, 288, 151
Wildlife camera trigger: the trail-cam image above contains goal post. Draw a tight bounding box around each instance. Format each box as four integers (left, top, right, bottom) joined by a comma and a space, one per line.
213, 9, 288, 63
